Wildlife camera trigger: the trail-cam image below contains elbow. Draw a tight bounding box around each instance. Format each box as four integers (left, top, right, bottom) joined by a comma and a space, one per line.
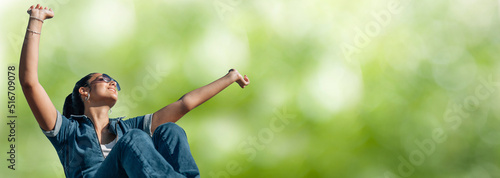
20, 82, 33, 90
19, 75, 38, 89
20, 80, 36, 90
19, 79, 40, 91
182, 100, 195, 112
179, 97, 195, 112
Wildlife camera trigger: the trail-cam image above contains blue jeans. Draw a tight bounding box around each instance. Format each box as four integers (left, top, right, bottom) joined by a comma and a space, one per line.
94, 122, 200, 178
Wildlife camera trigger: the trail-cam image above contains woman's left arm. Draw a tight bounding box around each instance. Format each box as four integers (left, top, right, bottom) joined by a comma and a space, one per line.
151, 69, 249, 133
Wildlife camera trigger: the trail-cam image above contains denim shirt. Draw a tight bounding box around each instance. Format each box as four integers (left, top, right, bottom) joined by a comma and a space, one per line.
41, 110, 154, 178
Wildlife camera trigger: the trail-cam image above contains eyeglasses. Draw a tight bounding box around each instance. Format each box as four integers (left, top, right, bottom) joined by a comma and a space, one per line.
85, 74, 121, 91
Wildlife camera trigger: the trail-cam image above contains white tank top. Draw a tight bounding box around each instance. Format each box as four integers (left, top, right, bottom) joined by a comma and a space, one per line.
100, 137, 118, 158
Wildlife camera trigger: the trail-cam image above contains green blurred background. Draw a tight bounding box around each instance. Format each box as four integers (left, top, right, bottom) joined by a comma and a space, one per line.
2, 0, 500, 177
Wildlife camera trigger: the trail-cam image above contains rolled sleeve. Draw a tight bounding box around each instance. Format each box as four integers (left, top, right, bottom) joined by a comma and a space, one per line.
121, 113, 154, 136
143, 113, 153, 136
41, 110, 63, 137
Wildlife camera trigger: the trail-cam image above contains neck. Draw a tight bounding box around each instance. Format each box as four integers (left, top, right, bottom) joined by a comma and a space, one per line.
84, 105, 111, 133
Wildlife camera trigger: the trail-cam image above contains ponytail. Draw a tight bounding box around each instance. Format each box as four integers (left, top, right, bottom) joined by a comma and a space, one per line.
62, 73, 96, 118
62, 93, 74, 118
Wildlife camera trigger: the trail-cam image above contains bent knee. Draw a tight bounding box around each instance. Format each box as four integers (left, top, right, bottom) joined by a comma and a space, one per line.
153, 122, 186, 138
122, 129, 151, 142
115, 129, 155, 153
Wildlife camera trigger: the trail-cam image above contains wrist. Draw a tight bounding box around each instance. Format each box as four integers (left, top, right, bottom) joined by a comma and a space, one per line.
28, 18, 43, 29
26, 20, 43, 36
227, 69, 238, 82
30, 16, 44, 23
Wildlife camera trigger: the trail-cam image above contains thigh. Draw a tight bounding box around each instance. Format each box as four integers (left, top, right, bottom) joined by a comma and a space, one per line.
93, 144, 128, 178
95, 129, 185, 178
153, 123, 200, 178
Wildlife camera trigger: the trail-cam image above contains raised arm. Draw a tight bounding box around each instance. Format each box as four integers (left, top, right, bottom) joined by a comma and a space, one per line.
151, 69, 250, 133
19, 5, 57, 131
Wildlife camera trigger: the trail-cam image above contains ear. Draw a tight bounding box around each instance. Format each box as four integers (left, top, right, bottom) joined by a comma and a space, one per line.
79, 87, 89, 98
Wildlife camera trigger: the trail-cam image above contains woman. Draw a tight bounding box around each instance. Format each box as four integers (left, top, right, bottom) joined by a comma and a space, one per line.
19, 4, 250, 178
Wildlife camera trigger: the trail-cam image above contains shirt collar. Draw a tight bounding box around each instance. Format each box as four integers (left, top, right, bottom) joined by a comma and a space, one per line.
69, 114, 126, 134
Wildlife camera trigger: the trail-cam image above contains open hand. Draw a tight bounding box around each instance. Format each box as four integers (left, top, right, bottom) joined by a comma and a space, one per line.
27, 4, 54, 20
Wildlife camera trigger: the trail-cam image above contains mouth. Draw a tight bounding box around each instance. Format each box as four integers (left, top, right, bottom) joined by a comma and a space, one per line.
108, 88, 117, 93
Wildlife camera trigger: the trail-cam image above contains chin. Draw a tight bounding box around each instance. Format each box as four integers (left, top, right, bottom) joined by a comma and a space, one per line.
111, 97, 118, 104
107, 96, 118, 107
109, 93, 118, 100
109, 100, 118, 108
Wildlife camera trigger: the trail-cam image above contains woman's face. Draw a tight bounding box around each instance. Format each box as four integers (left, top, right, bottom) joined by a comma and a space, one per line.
85, 73, 119, 106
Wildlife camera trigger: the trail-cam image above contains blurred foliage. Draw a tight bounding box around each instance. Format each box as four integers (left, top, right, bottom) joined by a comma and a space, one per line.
1, 0, 500, 177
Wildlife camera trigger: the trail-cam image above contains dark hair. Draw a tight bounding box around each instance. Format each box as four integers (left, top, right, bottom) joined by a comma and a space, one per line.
63, 73, 96, 118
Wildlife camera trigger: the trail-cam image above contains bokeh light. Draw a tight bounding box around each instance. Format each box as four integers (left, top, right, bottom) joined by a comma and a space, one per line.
1, 0, 500, 177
